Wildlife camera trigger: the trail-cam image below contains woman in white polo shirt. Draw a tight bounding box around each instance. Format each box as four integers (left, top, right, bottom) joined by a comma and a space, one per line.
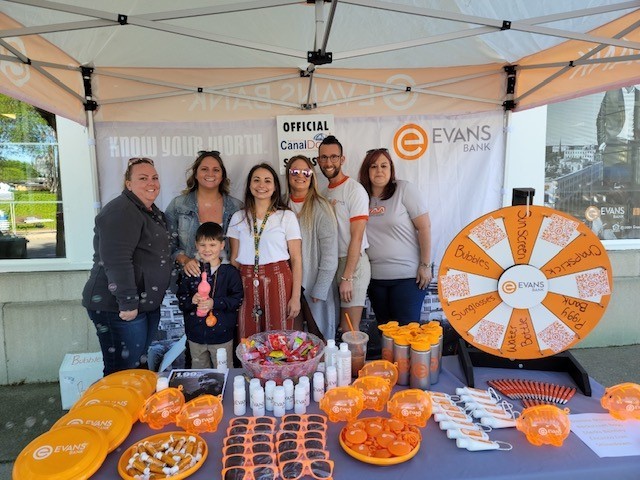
227, 163, 302, 339
358, 148, 432, 325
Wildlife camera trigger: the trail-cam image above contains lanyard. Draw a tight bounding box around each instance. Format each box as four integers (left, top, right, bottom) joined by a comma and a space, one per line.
252, 210, 271, 278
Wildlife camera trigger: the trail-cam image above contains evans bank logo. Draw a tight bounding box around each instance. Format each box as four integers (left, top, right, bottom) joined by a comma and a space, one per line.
502, 280, 546, 294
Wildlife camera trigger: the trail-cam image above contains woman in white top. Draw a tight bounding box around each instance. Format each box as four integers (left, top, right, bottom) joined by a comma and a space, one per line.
285, 155, 339, 342
227, 163, 302, 338
358, 148, 432, 325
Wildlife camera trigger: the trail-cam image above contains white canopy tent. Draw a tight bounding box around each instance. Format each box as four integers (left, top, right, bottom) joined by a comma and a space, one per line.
0, 0, 639, 125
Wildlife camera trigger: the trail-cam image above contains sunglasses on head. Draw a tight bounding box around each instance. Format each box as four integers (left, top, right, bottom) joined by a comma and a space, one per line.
366, 148, 389, 155
282, 414, 327, 425
225, 433, 274, 446
276, 438, 326, 453
127, 157, 154, 167
198, 150, 221, 156
280, 459, 334, 480
222, 452, 277, 469
221, 465, 278, 480
223, 443, 273, 456
278, 449, 330, 464
289, 168, 313, 178
276, 430, 325, 442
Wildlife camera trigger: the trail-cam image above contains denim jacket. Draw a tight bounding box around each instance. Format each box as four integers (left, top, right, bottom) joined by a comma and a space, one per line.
165, 190, 243, 262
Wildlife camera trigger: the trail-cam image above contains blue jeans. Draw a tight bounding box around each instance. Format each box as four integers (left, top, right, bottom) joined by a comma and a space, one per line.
367, 278, 427, 325
88, 308, 161, 376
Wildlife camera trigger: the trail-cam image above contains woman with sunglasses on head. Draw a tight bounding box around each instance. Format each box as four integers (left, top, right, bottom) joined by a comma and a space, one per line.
285, 155, 338, 343
82, 158, 173, 375
358, 149, 432, 326
165, 151, 243, 277
227, 163, 302, 338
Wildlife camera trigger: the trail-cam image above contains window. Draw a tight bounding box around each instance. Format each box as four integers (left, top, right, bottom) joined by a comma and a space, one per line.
0, 94, 63, 259
545, 84, 640, 241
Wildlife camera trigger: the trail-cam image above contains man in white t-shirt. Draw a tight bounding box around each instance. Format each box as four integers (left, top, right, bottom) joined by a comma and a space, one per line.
318, 135, 371, 335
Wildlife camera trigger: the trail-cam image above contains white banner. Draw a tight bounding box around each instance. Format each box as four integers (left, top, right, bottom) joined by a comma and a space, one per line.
95, 112, 505, 264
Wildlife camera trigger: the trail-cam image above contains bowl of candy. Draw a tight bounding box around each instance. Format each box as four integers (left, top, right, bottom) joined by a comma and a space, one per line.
236, 330, 324, 384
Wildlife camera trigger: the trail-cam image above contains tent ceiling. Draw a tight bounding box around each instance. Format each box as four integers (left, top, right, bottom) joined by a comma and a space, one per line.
0, 0, 639, 124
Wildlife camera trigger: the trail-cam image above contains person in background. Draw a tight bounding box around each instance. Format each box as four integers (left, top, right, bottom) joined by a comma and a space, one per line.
227, 163, 302, 339
358, 148, 432, 325
165, 150, 242, 275
318, 135, 371, 335
285, 155, 339, 342
176, 222, 243, 369
82, 157, 172, 376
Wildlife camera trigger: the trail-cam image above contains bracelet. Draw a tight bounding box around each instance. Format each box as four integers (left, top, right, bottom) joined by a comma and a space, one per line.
340, 276, 354, 282
419, 262, 434, 269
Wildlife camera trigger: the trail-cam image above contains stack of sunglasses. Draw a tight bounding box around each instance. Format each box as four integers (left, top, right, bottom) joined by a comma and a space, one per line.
221, 414, 334, 480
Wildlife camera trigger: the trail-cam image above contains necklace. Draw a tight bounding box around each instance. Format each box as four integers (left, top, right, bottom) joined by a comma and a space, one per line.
251, 210, 272, 325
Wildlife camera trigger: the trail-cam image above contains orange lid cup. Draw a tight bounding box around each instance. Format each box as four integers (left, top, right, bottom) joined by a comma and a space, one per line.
392, 334, 411, 346
319, 386, 365, 422
13, 424, 108, 480
516, 405, 571, 447
378, 321, 399, 332
72, 385, 145, 423
387, 389, 433, 427
85, 370, 156, 399
358, 360, 399, 387
140, 387, 186, 430
352, 376, 392, 411
176, 394, 224, 434
51, 403, 132, 452
409, 337, 431, 352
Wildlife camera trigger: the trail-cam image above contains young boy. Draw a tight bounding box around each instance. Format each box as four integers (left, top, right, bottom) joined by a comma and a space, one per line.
177, 222, 243, 369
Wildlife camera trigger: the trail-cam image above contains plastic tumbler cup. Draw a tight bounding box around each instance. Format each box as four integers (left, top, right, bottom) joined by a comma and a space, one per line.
342, 331, 369, 377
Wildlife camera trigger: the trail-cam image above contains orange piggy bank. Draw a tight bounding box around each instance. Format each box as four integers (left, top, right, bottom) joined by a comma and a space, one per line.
515, 405, 571, 447
601, 383, 640, 420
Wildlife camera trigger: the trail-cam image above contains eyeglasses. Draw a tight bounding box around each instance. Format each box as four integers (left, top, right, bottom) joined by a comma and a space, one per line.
278, 449, 330, 464
366, 148, 389, 155
198, 150, 221, 157
222, 453, 277, 469
280, 459, 334, 480
281, 421, 326, 432
230, 417, 276, 427
225, 433, 274, 446
289, 168, 313, 178
317, 154, 341, 164
221, 465, 278, 480
227, 424, 275, 436
282, 414, 327, 424
276, 438, 326, 453
223, 443, 273, 456
276, 430, 325, 442
127, 157, 154, 166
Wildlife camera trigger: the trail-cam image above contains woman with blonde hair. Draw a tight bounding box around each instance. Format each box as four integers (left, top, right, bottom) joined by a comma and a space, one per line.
285, 155, 339, 342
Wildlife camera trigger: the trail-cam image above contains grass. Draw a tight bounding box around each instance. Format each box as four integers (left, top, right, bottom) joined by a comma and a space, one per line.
0, 191, 59, 231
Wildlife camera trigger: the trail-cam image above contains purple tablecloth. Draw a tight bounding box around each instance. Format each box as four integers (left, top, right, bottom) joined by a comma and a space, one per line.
93, 356, 639, 480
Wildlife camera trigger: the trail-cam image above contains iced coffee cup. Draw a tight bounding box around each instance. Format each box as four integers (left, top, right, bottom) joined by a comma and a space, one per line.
342, 331, 369, 377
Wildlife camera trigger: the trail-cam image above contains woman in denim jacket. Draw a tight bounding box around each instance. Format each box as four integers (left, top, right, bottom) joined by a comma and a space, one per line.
165, 151, 242, 277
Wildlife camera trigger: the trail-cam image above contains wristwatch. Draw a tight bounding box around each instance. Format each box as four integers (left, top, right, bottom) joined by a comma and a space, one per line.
419, 262, 434, 269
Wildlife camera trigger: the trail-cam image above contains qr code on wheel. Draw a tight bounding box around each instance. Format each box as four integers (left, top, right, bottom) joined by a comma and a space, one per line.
576, 269, 611, 298
541, 214, 579, 247
539, 321, 576, 353
470, 217, 506, 250
473, 319, 505, 349
440, 273, 471, 300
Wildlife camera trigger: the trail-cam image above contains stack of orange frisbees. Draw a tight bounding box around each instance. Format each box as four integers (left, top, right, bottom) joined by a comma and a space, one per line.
12, 369, 157, 480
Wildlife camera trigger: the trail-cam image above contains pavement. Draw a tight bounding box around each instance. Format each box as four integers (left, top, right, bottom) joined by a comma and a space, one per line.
1, 344, 638, 478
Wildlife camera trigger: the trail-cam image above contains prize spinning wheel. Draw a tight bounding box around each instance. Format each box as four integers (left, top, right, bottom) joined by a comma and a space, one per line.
438, 205, 612, 360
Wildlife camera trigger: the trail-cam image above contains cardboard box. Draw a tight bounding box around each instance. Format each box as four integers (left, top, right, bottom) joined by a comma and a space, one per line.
59, 352, 104, 410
